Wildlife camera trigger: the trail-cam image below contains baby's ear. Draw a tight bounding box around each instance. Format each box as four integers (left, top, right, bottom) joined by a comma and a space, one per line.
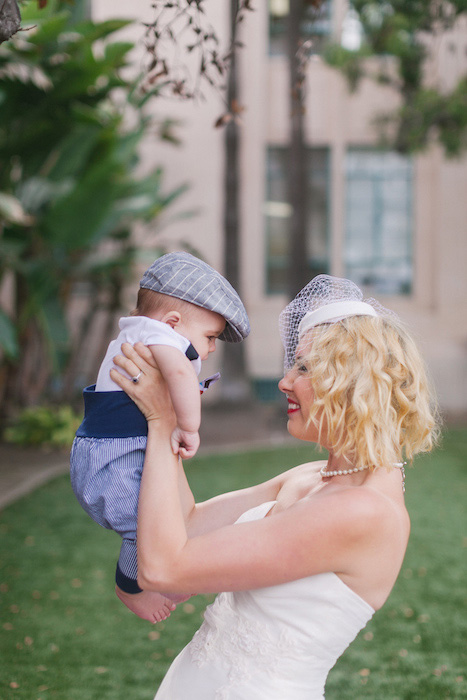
161, 310, 182, 328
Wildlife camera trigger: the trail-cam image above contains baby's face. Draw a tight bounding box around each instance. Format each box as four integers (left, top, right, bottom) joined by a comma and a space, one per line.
177, 306, 226, 360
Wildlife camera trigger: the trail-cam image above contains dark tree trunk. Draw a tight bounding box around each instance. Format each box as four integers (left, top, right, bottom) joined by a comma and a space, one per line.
219, 0, 251, 402
286, 0, 309, 299
0, 275, 51, 422
0, 0, 21, 44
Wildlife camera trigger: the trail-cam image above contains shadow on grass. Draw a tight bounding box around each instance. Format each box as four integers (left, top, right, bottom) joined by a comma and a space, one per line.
0, 431, 466, 699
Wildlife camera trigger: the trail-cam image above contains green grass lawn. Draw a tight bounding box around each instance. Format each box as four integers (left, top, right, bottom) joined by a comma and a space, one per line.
1, 430, 466, 700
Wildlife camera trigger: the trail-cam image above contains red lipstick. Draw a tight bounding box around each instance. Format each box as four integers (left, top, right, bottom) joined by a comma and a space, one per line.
287, 398, 300, 414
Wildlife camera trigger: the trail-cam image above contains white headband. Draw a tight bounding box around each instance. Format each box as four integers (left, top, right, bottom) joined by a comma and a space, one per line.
298, 301, 378, 338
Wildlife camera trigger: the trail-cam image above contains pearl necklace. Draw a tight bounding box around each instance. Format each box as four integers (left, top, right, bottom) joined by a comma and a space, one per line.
320, 462, 407, 492
320, 464, 369, 478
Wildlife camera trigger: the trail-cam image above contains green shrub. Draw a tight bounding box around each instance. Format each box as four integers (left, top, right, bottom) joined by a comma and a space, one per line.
3, 404, 81, 447
0, 0, 186, 413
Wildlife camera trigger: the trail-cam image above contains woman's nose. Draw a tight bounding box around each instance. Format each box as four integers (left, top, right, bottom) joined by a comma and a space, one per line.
278, 371, 292, 394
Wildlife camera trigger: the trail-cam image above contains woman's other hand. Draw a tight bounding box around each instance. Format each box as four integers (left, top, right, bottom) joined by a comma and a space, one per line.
110, 342, 175, 425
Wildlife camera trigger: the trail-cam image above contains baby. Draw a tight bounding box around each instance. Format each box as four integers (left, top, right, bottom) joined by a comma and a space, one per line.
70, 252, 250, 622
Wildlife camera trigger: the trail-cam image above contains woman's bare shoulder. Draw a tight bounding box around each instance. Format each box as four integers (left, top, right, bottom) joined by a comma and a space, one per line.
281, 459, 327, 481
275, 460, 328, 505
310, 482, 408, 538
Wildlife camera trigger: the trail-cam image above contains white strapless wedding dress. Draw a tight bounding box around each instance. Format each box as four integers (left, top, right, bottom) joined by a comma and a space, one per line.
154, 501, 374, 699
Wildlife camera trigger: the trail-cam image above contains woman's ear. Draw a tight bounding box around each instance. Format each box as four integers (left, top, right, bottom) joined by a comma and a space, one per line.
161, 310, 182, 328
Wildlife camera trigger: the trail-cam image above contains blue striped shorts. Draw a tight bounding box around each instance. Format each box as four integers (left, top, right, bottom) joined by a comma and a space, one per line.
70, 436, 147, 583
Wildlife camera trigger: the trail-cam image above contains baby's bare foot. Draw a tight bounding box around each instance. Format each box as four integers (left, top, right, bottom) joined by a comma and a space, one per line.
162, 592, 193, 604
115, 586, 177, 623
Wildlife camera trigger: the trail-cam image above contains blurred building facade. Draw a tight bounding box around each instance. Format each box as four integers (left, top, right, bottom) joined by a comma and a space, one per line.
93, 0, 467, 415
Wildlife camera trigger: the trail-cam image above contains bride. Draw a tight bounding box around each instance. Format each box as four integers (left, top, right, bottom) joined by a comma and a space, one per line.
112, 276, 438, 699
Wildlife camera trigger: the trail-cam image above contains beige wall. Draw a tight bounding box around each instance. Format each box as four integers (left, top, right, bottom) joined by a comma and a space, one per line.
92, 0, 228, 270
93, 0, 467, 414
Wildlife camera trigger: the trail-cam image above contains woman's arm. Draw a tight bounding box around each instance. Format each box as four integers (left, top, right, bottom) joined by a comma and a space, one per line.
185, 481, 282, 537
135, 419, 382, 595
110, 345, 385, 598
115, 343, 286, 536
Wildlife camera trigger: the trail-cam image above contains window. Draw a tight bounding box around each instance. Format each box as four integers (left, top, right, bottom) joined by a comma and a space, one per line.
265, 146, 330, 294
345, 149, 413, 295
340, 6, 363, 51
269, 0, 333, 56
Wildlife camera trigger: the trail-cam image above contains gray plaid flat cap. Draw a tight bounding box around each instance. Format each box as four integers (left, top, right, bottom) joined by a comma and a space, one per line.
140, 252, 250, 343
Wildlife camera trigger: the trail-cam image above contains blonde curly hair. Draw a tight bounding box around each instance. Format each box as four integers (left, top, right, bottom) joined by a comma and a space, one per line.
300, 314, 440, 469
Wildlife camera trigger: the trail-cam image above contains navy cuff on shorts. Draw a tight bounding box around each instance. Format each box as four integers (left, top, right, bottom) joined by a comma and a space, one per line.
116, 562, 143, 594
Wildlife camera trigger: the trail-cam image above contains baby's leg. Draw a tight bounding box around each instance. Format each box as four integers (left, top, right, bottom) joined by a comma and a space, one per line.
72, 438, 183, 622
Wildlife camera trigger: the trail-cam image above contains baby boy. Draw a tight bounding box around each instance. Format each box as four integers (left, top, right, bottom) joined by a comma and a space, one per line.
70, 252, 250, 622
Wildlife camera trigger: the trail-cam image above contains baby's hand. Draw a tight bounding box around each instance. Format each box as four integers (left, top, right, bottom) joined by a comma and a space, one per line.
170, 427, 200, 459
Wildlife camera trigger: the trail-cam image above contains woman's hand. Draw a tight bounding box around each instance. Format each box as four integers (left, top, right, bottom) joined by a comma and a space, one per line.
110, 342, 176, 426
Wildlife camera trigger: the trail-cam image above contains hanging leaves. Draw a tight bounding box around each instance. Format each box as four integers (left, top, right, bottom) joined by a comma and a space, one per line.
324, 0, 467, 156
141, 0, 254, 117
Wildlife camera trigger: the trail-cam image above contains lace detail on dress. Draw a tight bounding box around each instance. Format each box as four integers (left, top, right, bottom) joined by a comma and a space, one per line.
189, 592, 305, 699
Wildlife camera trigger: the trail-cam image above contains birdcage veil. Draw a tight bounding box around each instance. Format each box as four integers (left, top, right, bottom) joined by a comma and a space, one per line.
279, 275, 395, 371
